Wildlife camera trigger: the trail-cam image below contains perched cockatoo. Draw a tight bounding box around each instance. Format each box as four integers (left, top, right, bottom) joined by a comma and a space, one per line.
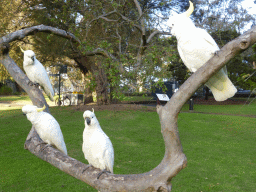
22, 105, 68, 155
20, 48, 55, 101
167, 1, 237, 101
82, 109, 114, 179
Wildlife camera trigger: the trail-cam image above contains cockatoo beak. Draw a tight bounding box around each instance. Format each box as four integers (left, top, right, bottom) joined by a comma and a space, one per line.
85, 117, 91, 125
32, 56, 34, 61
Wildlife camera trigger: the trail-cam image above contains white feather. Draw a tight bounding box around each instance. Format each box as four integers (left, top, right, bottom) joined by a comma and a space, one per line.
82, 110, 114, 173
22, 105, 67, 155
168, 3, 237, 101
22, 50, 55, 101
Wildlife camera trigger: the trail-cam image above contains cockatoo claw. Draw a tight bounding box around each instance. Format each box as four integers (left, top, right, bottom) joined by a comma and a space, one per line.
34, 83, 40, 87
82, 164, 92, 174
40, 144, 51, 152
28, 80, 34, 86
35, 141, 48, 152
214, 50, 220, 57
97, 169, 111, 179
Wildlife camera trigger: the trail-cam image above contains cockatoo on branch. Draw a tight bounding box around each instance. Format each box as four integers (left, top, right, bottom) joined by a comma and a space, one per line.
20, 47, 55, 101
22, 105, 68, 155
168, 1, 237, 101
82, 108, 114, 179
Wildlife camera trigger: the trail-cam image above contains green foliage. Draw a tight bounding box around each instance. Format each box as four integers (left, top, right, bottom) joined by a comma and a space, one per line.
0, 85, 12, 95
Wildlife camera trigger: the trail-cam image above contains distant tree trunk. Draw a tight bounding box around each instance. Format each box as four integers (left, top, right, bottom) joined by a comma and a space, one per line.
205, 86, 209, 100
93, 61, 109, 105
109, 84, 119, 104
81, 73, 93, 104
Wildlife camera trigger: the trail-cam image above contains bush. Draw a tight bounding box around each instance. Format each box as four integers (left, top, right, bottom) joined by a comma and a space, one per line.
0, 85, 13, 95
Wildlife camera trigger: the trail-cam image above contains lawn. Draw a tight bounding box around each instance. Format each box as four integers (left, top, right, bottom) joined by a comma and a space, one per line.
0, 95, 31, 102
0, 103, 256, 191
182, 97, 256, 116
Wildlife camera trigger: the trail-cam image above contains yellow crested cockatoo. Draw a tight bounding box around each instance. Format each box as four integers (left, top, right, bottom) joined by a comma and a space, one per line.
82, 109, 114, 179
22, 105, 68, 155
21, 48, 55, 101
167, 1, 237, 101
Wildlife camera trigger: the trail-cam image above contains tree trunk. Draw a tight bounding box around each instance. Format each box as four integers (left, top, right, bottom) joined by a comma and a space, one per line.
204, 86, 209, 100
93, 61, 109, 105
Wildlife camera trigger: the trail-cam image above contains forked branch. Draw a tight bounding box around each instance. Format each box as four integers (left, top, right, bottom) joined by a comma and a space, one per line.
1, 23, 256, 191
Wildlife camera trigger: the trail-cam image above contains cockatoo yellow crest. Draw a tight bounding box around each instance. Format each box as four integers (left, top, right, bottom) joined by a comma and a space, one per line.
168, 1, 237, 101
22, 105, 68, 155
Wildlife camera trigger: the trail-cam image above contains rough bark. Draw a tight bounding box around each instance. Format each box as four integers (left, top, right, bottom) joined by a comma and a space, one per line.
2, 24, 256, 191
94, 62, 109, 105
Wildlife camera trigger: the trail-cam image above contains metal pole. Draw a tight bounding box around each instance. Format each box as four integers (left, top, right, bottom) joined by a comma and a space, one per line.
58, 73, 61, 106
189, 98, 194, 110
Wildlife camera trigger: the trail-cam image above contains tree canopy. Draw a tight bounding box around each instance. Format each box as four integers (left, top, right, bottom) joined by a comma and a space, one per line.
0, 0, 255, 102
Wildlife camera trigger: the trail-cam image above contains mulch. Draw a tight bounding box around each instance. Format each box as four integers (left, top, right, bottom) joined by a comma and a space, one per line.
193, 97, 247, 105
71, 103, 157, 112
70, 97, 250, 112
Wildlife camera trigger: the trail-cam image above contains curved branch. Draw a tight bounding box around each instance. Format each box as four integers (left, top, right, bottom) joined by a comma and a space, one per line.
84, 48, 118, 62
0, 24, 80, 45
87, 10, 142, 32
23, 26, 256, 191
134, 30, 171, 70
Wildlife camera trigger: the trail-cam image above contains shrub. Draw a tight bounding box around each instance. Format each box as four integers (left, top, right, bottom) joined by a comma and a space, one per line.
0, 85, 13, 95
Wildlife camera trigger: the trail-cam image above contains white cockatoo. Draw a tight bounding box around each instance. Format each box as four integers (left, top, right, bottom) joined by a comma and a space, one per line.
167, 1, 237, 101
22, 105, 68, 155
21, 48, 55, 101
82, 109, 114, 179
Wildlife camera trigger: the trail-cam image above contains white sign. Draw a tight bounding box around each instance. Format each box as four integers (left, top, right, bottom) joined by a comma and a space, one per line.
156, 93, 170, 101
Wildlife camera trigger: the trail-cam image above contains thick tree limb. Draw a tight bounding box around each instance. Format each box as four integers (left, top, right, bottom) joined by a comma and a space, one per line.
23, 26, 256, 191
0, 24, 80, 45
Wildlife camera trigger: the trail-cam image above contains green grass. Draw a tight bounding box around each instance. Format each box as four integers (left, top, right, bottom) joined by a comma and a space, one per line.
0, 95, 31, 102
182, 97, 256, 116
0, 105, 256, 191
0, 94, 58, 103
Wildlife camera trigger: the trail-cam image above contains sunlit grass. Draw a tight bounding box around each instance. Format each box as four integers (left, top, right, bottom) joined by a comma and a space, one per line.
1, 106, 256, 191
0, 95, 31, 102
182, 97, 256, 116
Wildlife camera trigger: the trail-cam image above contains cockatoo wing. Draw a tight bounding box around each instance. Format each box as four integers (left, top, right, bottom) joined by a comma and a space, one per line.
83, 127, 114, 172
34, 112, 68, 155
177, 28, 219, 73
199, 28, 219, 52
32, 59, 54, 101
104, 141, 114, 173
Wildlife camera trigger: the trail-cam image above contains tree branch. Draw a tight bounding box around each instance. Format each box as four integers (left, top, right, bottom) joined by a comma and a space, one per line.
0, 24, 80, 45
23, 25, 256, 192
87, 10, 142, 33
134, 30, 171, 70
